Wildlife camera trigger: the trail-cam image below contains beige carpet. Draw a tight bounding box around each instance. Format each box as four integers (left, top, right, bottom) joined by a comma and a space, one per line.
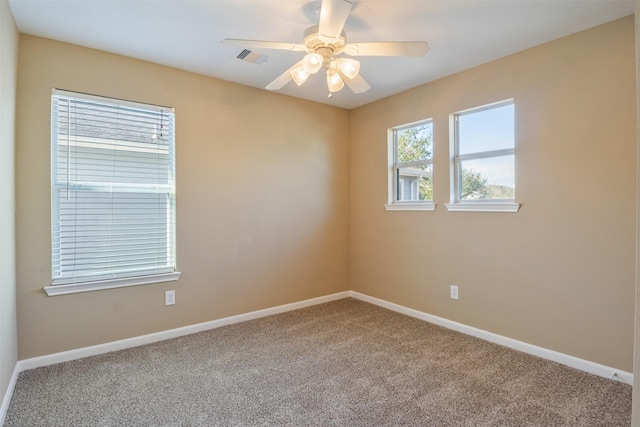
4, 298, 631, 426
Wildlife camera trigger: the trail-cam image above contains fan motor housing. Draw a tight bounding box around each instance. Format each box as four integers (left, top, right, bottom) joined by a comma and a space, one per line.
303, 25, 346, 57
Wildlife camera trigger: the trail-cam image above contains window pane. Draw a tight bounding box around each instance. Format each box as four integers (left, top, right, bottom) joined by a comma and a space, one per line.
397, 164, 433, 201
458, 103, 514, 155
396, 122, 433, 162
56, 143, 171, 186
52, 91, 176, 286
459, 155, 514, 200
54, 190, 175, 280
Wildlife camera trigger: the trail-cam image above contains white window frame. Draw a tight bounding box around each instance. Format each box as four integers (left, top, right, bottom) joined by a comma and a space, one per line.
385, 119, 435, 211
45, 89, 180, 296
446, 100, 520, 213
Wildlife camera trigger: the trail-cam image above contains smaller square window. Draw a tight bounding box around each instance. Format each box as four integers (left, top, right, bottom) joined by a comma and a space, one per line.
386, 120, 435, 211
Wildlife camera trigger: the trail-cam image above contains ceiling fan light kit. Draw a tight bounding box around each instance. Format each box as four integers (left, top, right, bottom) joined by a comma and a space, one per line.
302, 52, 323, 74
335, 57, 359, 79
326, 67, 344, 92
291, 64, 311, 86
222, 0, 429, 96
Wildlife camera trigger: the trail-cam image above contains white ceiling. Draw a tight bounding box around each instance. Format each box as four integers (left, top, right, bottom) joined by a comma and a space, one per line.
8, 0, 635, 110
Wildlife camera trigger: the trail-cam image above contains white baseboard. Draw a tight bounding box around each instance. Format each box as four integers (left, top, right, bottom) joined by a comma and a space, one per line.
0, 362, 21, 426
13, 289, 632, 391
18, 291, 350, 371
348, 291, 634, 385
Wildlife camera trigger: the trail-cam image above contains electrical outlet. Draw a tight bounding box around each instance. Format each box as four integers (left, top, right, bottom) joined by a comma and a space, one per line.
450, 285, 459, 300
165, 290, 175, 306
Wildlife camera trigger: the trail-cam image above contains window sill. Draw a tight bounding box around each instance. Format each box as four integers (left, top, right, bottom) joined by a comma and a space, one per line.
44, 271, 181, 296
384, 202, 436, 211
445, 202, 520, 213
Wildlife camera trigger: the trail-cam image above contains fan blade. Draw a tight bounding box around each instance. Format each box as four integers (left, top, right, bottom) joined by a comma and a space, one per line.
221, 39, 306, 52
265, 60, 303, 91
318, 0, 352, 43
336, 70, 371, 94
343, 41, 429, 57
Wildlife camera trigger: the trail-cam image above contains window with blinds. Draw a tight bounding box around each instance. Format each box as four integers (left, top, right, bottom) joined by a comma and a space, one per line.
48, 89, 179, 295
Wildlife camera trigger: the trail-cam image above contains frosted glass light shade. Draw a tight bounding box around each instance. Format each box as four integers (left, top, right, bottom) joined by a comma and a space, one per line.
326, 68, 344, 92
291, 65, 310, 86
336, 58, 360, 79
303, 53, 323, 75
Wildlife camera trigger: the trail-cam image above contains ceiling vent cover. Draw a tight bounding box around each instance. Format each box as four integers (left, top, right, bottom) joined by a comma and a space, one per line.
236, 49, 269, 65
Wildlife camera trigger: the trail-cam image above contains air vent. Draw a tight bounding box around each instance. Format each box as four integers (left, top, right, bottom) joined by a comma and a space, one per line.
236, 49, 269, 65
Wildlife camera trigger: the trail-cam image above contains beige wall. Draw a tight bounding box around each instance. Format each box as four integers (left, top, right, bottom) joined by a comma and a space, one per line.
0, 0, 18, 412
350, 16, 636, 371
15, 36, 350, 359
632, 4, 639, 425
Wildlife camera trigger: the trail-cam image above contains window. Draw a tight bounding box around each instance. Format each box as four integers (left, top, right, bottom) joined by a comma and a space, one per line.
46, 89, 180, 296
385, 119, 435, 211
446, 100, 520, 212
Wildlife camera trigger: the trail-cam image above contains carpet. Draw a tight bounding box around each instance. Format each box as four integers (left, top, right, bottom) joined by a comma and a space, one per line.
4, 298, 632, 426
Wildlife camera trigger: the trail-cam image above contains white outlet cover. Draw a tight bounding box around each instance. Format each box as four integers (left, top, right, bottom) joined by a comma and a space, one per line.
450, 286, 459, 300
165, 290, 175, 305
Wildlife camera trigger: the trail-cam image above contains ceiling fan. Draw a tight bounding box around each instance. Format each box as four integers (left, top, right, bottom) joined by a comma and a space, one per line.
221, 0, 429, 96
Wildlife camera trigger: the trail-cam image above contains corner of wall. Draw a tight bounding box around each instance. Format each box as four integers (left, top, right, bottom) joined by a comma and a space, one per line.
0, 0, 20, 423
631, 6, 640, 426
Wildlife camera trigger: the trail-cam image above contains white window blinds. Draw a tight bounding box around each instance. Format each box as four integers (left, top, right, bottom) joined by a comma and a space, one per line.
51, 90, 177, 288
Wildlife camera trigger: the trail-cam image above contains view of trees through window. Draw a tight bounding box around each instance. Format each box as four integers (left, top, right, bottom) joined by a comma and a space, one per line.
460, 167, 514, 200
391, 102, 514, 206
395, 123, 433, 201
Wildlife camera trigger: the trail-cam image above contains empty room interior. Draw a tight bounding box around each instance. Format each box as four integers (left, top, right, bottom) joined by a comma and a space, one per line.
1, 0, 640, 424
